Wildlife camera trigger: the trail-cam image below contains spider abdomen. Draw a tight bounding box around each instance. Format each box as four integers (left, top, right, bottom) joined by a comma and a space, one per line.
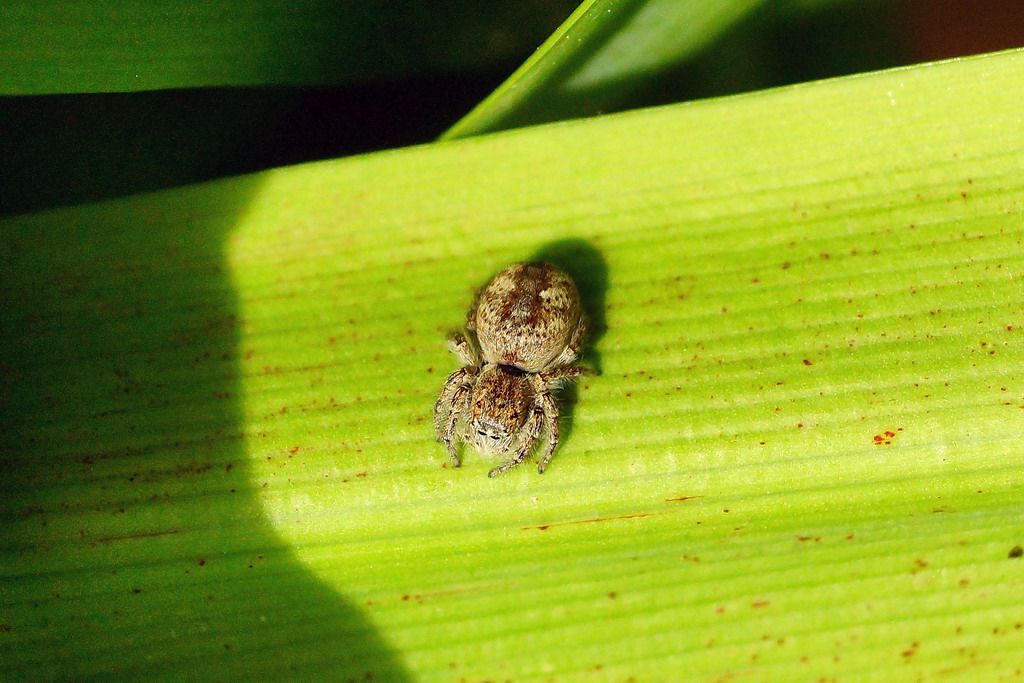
472, 262, 583, 373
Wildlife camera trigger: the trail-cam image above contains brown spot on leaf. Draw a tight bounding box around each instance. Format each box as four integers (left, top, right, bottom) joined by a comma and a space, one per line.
1009, 545, 1022, 559
95, 529, 179, 544
523, 512, 654, 531
873, 428, 902, 446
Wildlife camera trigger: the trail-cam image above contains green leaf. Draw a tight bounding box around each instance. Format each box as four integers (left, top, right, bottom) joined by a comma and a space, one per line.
0, 1, 575, 94
444, 0, 767, 138
4, 49, 1024, 680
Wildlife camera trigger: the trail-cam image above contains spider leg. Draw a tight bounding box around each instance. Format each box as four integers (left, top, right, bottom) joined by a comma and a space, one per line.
465, 286, 483, 332
535, 391, 561, 474
447, 332, 479, 367
548, 311, 588, 369
540, 365, 593, 384
434, 367, 475, 467
442, 386, 472, 467
433, 367, 469, 437
488, 400, 544, 478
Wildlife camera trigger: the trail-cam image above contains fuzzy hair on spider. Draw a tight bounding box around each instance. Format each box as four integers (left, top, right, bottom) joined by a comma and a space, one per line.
433, 262, 589, 477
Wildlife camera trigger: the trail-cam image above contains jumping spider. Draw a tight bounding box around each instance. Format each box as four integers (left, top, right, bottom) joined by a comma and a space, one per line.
434, 262, 590, 477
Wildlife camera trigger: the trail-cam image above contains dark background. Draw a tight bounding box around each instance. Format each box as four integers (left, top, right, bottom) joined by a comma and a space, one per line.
2, 0, 1022, 217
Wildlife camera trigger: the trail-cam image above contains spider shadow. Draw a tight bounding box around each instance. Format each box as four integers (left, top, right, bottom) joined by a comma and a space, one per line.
530, 239, 608, 458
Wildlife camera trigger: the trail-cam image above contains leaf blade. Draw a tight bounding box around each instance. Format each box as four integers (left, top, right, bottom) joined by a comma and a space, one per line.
4, 48, 1024, 680
0, 0, 575, 94
443, 0, 767, 138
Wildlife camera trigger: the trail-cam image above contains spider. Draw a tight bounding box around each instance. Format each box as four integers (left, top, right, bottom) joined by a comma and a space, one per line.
433, 262, 589, 477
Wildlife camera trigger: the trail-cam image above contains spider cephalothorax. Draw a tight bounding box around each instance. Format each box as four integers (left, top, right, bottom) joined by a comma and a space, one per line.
433, 262, 589, 477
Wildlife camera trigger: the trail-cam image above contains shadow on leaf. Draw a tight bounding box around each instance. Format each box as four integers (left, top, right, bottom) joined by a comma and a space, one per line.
530, 238, 608, 457
0, 180, 409, 681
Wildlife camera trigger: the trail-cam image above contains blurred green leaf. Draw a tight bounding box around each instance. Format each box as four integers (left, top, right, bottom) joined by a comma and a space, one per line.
445, 0, 767, 138
0, 0, 576, 94
4, 49, 1024, 680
